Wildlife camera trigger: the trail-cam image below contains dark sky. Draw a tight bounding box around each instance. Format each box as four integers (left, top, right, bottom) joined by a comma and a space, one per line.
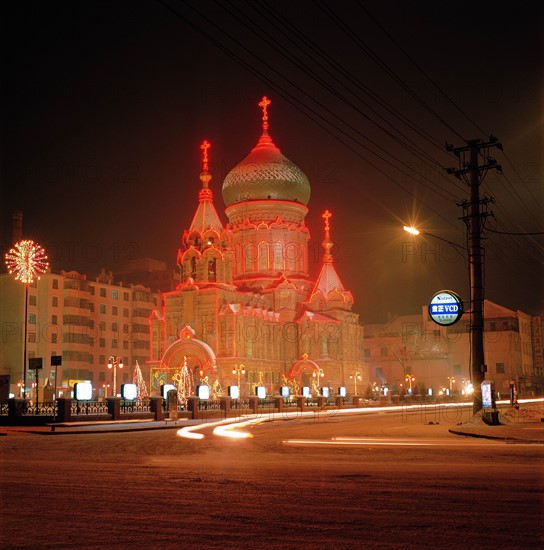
2, 0, 543, 323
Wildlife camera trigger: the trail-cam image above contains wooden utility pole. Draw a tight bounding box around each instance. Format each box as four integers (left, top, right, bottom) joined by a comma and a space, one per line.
447, 137, 502, 415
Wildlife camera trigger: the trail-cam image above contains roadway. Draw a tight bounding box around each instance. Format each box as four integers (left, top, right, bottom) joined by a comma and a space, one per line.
1, 409, 542, 549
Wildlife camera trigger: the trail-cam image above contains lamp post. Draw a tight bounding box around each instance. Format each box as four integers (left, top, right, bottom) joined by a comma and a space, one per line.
403, 225, 485, 414
312, 367, 324, 396
405, 374, 415, 394
447, 376, 456, 394
5, 239, 49, 399
232, 364, 246, 394
349, 371, 362, 395
107, 356, 123, 397
102, 383, 110, 399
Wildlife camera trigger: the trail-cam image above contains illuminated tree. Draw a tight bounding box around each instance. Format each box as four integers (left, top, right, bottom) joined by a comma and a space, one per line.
5, 239, 49, 399
132, 361, 149, 399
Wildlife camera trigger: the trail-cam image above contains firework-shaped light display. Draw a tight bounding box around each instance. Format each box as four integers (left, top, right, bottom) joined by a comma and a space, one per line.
5, 239, 49, 284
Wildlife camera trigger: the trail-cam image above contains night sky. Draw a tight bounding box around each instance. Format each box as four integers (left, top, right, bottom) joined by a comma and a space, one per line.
2, 1, 542, 323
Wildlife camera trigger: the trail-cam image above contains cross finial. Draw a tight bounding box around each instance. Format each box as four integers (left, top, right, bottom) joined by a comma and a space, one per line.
200, 140, 211, 172
259, 96, 271, 129
322, 209, 332, 233
322, 210, 333, 262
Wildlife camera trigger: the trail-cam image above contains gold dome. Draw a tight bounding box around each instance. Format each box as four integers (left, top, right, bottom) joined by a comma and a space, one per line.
222, 129, 311, 207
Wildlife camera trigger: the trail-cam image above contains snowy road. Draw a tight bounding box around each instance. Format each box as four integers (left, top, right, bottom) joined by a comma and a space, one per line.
1, 411, 542, 549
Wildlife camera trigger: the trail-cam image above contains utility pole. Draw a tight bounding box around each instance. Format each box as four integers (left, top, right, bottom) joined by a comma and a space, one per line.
446, 137, 502, 415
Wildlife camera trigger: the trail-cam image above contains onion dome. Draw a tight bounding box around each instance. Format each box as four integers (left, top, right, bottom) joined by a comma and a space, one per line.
222, 96, 311, 207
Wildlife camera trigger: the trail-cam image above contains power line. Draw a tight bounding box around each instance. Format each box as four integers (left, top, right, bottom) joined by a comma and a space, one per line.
158, 0, 464, 222
316, 0, 466, 142
356, 0, 489, 138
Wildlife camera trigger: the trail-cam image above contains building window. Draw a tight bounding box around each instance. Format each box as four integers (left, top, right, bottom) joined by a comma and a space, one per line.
274, 243, 284, 271
496, 362, 505, 374
100, 321, 106, 330
112, 290, 118, 299
123, 308, 129, 317
112, 339, 118, 349
112, 322, 118, 332
100, 288, 106, 298
191, 256, 197, 278
29, 295, 37, 306
28, 313, 36, 325
100, 304, 106, 314
258, 242, 269, 271
453, 364, 462, 376
112, 306, 118, 316
52, 296, 58, 307
208, 258, 216, 282
244, 244, 254, 272
123, 341, 129, 350
52, 315, 57, 324
51, 333, 57, 344
28, 332, 36, 343
99, 338, 105, 348
123, 292, 129, 301
52, 279, 59, 289
376, 367, 384, 380
380, 347, 388, 357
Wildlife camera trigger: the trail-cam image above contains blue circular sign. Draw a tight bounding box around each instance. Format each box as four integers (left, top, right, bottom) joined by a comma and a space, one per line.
428, 290, 464, 326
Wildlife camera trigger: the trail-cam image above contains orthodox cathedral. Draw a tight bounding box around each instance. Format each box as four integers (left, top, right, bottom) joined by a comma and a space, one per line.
148, 97, 365, 397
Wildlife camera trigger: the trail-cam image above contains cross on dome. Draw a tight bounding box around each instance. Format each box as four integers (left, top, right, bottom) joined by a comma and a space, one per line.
322, 209, 332, 233
259, 96, 271, 130
321, 209, 334, 263
200, 140, 211, 173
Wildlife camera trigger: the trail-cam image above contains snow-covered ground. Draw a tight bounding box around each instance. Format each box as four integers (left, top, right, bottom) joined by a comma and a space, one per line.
1, 404, 543, 549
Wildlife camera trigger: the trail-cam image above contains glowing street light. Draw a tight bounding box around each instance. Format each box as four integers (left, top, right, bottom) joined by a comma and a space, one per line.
405, 374, 415, 394
349, 371, 362, 395
447, 376, 456, 392
232, 364, 246, 394
312, 367, 324, 396
5, 239, 49, 399
403, 224, 486, 415
102, 383, 110, 399
107, 356, 123, 397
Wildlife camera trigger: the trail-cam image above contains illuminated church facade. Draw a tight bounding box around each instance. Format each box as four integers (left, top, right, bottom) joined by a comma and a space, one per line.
148, 98, 365, 396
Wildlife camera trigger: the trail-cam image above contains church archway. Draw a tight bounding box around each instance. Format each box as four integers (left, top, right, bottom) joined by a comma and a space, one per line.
156, 326, 219, 395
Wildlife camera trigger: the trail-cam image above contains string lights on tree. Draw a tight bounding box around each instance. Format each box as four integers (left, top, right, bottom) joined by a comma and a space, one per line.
5, 239, 49, 399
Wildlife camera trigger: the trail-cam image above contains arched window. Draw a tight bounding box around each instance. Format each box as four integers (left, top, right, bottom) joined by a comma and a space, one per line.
245, 244, 254, 272
235, 244, 241, 275
208, 258, 216, 282
190, 256, 197, 279
274, 243, 284, 271
258, 242, 269, 271
286, 243, 297, 272
300, 244, 306, 273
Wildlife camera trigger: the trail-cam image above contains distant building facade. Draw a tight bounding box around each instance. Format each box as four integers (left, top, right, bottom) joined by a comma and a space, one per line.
0, 269, 160, 398
364, 301, 544, 398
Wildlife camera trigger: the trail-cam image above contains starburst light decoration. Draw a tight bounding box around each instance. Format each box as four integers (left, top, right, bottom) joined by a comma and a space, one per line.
5, 239, 49, 284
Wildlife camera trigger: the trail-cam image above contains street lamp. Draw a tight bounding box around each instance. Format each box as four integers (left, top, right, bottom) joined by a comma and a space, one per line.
102, 383, 110, 399
107, 356, 123, 397
312, 367, 324, 396
349, 371, 362, 395
447, 376, 456, 393
232, 364, 246, 394
403, 225, 485, 414
405, 374, 415, 394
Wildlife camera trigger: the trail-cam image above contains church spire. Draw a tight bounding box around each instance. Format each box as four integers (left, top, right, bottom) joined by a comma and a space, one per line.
308, 209, 353, 309
253, 95, 276, 151
199, 139, 211, 190
186, 140, 224, 239
259, 95, 271, 132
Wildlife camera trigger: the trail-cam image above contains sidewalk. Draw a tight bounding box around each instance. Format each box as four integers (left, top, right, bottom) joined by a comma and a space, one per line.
448, 406, 544, 443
